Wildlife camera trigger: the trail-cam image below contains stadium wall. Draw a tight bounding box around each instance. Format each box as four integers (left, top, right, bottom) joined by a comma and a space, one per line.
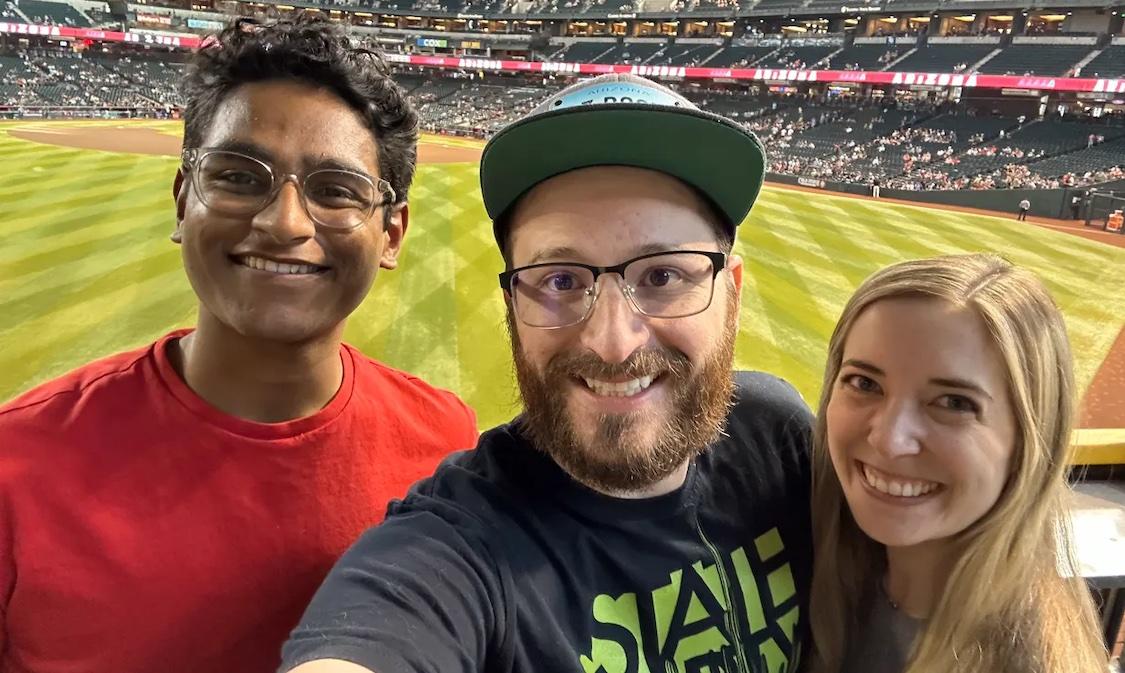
880, 187, 1072, 219
766, 172, 1075, 218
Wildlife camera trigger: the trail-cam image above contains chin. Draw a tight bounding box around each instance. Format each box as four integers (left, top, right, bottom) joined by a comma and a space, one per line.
227, 313, 334, 345
852, 515, 935, 549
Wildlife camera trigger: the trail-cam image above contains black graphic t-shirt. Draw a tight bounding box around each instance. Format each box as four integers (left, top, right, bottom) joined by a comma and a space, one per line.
281, 371, 814, 673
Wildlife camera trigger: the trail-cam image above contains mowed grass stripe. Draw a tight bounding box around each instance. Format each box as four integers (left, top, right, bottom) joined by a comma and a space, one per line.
0, 217, 171, 305
375, 164, 462, 393
0, 268, 194, 397
0, 188, 172, 266
1, 167, 174, 239
445, 165, 516, 425
1, 247, 181, 339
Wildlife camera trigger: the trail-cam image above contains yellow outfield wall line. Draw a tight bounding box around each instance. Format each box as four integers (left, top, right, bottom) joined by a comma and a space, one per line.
1074, 429, 1125, 465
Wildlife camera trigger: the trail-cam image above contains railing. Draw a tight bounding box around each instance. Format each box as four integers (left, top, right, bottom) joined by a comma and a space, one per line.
0, 105, 178, 119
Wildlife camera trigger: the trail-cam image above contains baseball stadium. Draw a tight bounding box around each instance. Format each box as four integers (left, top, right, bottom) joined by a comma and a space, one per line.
1, 0, 1125, 667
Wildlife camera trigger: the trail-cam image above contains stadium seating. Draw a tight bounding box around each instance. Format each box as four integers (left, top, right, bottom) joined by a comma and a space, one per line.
554, 41, 616, 62
746, 0, 807, 12
10, 0, 90, 26
0, 54, 40, 80
864, 113, 1017, 176
652, 43, 723, 66
414, 82, 552, 135
703, 45, 777, 68
977, 44, 1091, 76
0, 53, 187, 108
592, 42, 663, 65
821, 44, 905, 71
945, 121, 1123, 178
1, 1, 20, 20
679, 0, 740, 11
1024, 136, 1125, 179
1080, 45, 1125, 79
888, 44, 993, 73
406, 76, 462, 104
100, 58, 185, 107
691, 92, 778, 119
755, 46, 838, 69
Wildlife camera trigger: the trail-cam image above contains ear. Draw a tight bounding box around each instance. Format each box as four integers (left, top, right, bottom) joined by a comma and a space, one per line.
727, 254, 744, 296
378, 202, 409, 271
171, 168, 188, 245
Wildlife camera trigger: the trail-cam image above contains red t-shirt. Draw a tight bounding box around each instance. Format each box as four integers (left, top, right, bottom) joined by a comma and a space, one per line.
0, 330, 478, 673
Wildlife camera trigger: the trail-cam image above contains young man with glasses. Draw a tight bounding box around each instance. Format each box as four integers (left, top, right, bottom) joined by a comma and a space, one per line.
282, 74, 814, 673
0, 15, 476, 673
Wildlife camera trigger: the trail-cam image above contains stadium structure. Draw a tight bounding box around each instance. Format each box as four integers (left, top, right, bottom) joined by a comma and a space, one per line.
0, 0, 1123, 219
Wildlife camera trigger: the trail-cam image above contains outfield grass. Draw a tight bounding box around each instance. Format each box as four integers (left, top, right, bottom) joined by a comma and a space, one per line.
3, 120, 1125, 430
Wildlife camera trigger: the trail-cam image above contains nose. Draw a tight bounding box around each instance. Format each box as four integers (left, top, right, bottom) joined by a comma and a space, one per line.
867, 399, 924, 458
252, 178, 317, 243
577, 275, 652, 365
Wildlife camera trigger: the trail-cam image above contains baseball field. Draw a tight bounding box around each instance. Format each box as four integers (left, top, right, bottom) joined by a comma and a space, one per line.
2, 119, 1125, 443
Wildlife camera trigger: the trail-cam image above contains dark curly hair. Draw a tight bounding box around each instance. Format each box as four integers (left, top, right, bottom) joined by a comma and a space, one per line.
181, 13, 418, 210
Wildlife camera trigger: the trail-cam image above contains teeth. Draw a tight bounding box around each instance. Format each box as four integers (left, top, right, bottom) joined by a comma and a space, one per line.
240, 256, 320, 275
862, 463, 938, 498
582, 375, 655, 398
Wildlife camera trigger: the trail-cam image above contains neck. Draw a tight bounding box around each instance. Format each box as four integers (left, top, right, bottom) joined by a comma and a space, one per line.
884, 540, 957, 619
171, 310, 345, 423
601, 461, 690, 500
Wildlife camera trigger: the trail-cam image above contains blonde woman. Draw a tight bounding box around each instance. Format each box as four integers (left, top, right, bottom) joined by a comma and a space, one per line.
809, 253, 1106, 673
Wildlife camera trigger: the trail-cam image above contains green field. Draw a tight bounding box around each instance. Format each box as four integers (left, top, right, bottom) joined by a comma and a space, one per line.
3, 119, 1125, 430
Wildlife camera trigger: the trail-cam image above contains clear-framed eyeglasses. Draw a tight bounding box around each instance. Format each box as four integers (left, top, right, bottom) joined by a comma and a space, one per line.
498, 250, 728, 329
181, 148, 396, 231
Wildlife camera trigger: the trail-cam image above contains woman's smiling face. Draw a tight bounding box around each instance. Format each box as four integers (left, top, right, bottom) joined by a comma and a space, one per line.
826, 296, 1018, 549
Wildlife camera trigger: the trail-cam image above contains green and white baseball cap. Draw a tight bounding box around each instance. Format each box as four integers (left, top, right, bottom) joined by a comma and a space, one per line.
480, 73, 767, 246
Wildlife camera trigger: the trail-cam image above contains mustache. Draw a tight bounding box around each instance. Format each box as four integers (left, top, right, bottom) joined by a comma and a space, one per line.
546, 346, 692, 381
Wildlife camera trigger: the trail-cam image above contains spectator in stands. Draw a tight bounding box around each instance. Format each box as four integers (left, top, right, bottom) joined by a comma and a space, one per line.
808, 254, 1107, 673
280, 73, 813, 673
0, 14, 477, 673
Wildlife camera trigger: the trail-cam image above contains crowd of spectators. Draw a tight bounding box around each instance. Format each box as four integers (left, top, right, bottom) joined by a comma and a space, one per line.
0, 52, 182, 109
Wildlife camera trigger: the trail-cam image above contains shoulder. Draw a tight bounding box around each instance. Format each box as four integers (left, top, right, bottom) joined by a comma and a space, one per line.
386, 423, 530, 526
0, 340, 158, 430
729, 371, 813, 431
399, 424, 521, 498
345, 344, 476, 426
711, 371, 814, 484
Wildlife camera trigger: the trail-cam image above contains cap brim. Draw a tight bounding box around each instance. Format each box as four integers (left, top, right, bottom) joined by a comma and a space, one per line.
480, 104, 766, 241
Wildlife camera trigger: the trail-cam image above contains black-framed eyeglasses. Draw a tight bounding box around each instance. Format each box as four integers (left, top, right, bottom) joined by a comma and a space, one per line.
181, 148, 396, 231
499, 250, 728, 329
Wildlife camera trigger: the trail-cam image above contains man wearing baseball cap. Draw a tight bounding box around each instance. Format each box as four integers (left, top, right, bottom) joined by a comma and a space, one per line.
281, 74, 813, 673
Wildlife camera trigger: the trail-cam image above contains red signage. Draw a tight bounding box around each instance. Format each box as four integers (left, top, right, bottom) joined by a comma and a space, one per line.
0, 21, 201, 48
385, 53, 1125, 94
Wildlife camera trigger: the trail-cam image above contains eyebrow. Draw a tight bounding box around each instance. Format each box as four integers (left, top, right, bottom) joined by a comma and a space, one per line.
841, 359, 884, 376
208, 141, 372, 178
211, 140, 275, 163
929, 377, 994, 401
525, 242, 706, 266
841, 359, 993, 400
313, 157, 374, 178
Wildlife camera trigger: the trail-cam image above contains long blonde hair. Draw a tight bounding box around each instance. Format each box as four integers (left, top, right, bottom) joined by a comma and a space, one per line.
809, 253, 1106, 673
